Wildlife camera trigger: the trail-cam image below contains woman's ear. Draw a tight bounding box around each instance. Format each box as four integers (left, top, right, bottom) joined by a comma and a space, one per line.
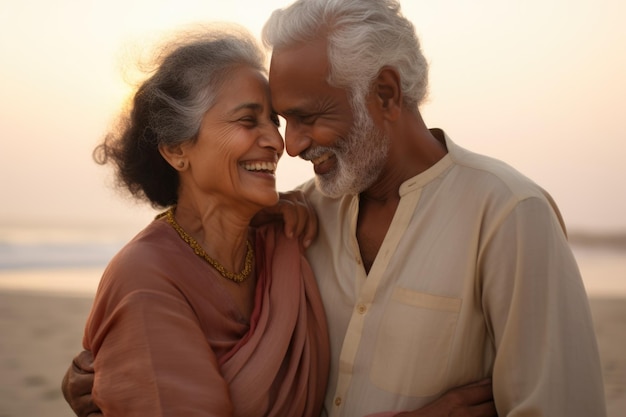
371, 66, 402, 121
159, 143, 188, 171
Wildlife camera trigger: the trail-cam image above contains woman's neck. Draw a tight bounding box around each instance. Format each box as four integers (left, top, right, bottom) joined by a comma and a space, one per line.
172, 201, 255, 272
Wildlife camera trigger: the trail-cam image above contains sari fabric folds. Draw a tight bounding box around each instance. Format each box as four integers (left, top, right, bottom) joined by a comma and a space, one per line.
84, 220, 329, 417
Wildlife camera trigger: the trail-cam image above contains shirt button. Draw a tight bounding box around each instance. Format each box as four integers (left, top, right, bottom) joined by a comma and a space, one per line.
357, 304, 367, 314
334, 397, 342, 406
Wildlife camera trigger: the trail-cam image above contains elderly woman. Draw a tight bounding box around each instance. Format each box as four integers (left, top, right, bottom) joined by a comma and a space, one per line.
73, 27, 329, 416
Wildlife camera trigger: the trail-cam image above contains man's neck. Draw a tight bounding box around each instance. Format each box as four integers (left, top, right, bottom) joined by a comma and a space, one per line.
355, 118, 447, 272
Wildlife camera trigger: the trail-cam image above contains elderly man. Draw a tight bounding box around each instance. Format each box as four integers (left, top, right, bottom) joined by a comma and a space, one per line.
263, 0, 605, 416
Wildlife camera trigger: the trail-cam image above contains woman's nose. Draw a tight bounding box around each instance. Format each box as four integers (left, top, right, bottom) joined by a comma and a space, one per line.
260, 123, 285, 156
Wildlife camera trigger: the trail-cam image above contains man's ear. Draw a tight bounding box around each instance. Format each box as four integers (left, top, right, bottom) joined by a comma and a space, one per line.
372, 66, 402, 121
159, 143, 188, 171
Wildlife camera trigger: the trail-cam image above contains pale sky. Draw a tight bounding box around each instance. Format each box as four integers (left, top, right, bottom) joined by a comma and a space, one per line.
1, 0, 625, 234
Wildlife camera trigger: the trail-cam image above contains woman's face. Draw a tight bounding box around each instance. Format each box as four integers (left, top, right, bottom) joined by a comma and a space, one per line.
180, 66, 284, 213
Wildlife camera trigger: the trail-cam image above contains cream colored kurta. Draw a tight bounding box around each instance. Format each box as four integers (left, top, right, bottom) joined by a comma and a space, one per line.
302, 131, 606, 417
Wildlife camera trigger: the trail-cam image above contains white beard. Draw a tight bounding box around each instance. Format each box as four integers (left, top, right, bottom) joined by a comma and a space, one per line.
312, 103, 389, 198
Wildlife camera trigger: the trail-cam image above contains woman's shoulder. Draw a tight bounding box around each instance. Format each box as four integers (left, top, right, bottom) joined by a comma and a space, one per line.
97, 219, 185, 295
115, 219, 176, 262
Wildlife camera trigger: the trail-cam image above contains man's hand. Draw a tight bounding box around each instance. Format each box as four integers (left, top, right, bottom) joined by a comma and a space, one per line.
251, 190, 318, 247
61, 350, 101, 417
396, 379, 497, 417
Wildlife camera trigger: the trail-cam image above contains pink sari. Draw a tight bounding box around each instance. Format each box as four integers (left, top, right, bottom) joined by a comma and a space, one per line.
219, 225, 329, 416
84, 220, 329, 416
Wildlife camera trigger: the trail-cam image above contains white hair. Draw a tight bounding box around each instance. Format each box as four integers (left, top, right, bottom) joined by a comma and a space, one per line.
262, 0, 429, 111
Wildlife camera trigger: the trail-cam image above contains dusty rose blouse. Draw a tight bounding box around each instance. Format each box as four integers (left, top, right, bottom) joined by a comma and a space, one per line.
83, 218, 329, 416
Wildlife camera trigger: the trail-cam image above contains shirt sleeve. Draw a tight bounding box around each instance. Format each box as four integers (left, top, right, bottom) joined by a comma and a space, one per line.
85, 289, 234, 417
480, 196, 606, 416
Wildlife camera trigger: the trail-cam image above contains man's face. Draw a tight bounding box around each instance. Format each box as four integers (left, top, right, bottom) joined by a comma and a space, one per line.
269, 37, 389, 197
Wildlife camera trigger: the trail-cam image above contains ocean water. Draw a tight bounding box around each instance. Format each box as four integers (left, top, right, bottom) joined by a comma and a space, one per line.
0, 224, 624, 297
0, 224, 131, 296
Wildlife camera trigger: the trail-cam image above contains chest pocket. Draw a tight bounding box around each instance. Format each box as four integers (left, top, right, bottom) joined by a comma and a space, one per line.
370, 288, 461, 397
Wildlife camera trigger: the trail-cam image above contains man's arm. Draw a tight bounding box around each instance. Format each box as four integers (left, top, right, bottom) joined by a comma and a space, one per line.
482, 197, 606, 415
394, 379, 497, 417
61, 350, 101, 417
62, 353, 496, 417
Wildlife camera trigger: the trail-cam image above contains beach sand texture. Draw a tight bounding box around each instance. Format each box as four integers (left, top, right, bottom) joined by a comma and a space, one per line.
0, 291, 624, 417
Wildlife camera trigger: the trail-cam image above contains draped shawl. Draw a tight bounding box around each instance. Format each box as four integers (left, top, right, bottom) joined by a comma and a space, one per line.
84, 219, 329, 416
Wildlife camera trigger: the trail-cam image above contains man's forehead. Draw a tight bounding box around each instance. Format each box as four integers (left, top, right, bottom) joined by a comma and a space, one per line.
269, 38, 328, 71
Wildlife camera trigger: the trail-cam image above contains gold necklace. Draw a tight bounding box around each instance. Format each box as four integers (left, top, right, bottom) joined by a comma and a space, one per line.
157, 207, 254, 283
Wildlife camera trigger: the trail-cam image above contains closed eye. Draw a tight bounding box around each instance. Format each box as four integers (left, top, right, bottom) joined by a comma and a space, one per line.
239, 116, 258, 127
271, 113, 281, 127
296, 113, 318, 125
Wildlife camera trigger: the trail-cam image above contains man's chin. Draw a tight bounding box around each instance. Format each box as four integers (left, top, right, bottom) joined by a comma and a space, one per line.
314, 175, 344, 199
314, 171, 359, 198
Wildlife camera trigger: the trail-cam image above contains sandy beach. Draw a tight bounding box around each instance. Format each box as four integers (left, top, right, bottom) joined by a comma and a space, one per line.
0, 290, 93, 417
0, 289, 623, 417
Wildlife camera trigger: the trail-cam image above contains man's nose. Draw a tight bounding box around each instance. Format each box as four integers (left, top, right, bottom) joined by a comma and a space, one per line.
284, 122, 311, 157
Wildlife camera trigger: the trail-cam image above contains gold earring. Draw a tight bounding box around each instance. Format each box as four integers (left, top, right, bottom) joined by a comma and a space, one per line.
177, 160, 185, 169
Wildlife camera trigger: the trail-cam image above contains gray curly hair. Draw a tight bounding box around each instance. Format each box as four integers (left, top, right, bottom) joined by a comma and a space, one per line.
94, 25, 266, 207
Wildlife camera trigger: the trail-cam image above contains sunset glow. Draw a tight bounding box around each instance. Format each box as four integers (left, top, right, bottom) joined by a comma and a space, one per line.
1, 0, 625, 232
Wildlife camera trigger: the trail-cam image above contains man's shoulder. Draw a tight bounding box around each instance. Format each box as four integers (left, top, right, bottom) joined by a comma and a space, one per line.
297, 178, 343, 207
296, 177, 317, 194
295, 178, 354, 231
448, 139, 547, 201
